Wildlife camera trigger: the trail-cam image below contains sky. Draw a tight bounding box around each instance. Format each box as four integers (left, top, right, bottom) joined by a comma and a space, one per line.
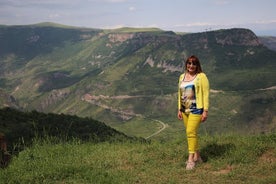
0, 0, 276, 36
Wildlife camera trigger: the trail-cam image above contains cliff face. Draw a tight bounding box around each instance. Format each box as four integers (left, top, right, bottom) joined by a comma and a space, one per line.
214, 28, 261, 46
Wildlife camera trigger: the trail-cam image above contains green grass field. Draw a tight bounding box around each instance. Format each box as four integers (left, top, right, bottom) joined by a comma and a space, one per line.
1, 133, 276, 184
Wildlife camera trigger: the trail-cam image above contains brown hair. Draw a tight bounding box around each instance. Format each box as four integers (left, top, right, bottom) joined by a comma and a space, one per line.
185, 55, 203, 73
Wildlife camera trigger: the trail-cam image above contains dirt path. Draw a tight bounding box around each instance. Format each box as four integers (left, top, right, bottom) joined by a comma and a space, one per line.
82, 96, 168, 139
145, 119, 167, 139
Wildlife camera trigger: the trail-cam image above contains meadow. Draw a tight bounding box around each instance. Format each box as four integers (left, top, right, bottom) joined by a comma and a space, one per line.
1, 133, 276, 183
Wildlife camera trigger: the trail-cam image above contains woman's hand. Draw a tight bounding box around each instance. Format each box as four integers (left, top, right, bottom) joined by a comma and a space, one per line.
201, 110, 208, 122
177, 110, 183, 120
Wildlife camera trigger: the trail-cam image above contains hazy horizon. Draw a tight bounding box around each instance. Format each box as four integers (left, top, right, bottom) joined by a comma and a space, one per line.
0, 0, 276, 36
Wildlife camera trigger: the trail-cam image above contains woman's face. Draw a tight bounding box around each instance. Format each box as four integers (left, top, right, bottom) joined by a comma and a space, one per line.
186, 60, 197, 73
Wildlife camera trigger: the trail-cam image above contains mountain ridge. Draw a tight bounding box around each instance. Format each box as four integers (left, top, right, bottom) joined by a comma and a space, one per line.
0, 23, 275, 136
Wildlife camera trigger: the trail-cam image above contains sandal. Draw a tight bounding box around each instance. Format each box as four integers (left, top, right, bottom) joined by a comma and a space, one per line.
186, 161, 195, 170
194, 157, 203, 164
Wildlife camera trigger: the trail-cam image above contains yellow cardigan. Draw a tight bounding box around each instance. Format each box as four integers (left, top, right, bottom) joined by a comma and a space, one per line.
178, 72, 210, 111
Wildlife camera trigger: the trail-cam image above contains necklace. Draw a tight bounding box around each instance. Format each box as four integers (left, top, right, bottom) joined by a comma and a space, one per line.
184, 73, 197, 82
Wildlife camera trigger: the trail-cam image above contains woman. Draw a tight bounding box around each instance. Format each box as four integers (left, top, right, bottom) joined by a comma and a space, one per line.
177, 55, 210, 170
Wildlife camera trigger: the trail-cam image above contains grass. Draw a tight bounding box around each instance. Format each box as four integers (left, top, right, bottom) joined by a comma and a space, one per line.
1, 133, 276, 184
113, 117, 164, 138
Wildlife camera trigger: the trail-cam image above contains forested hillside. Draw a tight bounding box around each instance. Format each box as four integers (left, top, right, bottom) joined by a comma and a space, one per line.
0, 107, 140, 151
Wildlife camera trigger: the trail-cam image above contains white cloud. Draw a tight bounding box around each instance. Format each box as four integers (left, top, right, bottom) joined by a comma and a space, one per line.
254, 20, 276, 24
48, 13, 60, 18
104, 0, 129, 3
128, 6, 135, 11
1, 0, 69, 6
213, 0, 229, 5
174, 22, 216, 27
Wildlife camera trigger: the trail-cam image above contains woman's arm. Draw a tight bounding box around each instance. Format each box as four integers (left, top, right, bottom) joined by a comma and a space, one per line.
177, 74, 184, 120
201, 73, 210, 111
201, 73, 209, 122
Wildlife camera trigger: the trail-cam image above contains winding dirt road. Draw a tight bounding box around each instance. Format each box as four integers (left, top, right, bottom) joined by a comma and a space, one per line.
145, 119, 167, 139
82, 95, 168, 139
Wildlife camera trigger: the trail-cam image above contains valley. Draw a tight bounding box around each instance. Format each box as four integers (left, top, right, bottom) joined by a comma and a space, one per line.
0, 23, 275, 138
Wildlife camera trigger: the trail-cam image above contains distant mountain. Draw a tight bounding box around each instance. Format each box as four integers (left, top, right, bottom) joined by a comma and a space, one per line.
258, 36, 276, 51
0, 23, 275, 135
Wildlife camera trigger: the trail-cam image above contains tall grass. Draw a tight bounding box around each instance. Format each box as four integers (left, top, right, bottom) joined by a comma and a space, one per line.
1, 133, 276, 184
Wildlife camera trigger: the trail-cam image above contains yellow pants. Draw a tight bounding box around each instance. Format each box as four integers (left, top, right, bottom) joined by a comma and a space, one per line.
182, 113, 202, 153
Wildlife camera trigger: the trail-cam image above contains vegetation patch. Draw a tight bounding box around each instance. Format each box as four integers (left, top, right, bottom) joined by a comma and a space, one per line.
0, 134, 275, 183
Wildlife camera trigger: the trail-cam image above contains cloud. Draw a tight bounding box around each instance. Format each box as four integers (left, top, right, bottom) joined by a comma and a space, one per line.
254, 20, 276, 24
213, 0, 229, 5
1, 0, 68, 6
172, 19, 276, 30
48, 13, 60, 18
128, 6, 135, 11
104, 0, 129, 3
174, 22, 216, 28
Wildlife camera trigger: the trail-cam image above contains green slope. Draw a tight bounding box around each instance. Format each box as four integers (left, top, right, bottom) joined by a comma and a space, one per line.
0, 24, 276, 136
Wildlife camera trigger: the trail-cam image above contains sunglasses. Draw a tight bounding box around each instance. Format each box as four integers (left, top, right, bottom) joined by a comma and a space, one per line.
187, 62, 197, 66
